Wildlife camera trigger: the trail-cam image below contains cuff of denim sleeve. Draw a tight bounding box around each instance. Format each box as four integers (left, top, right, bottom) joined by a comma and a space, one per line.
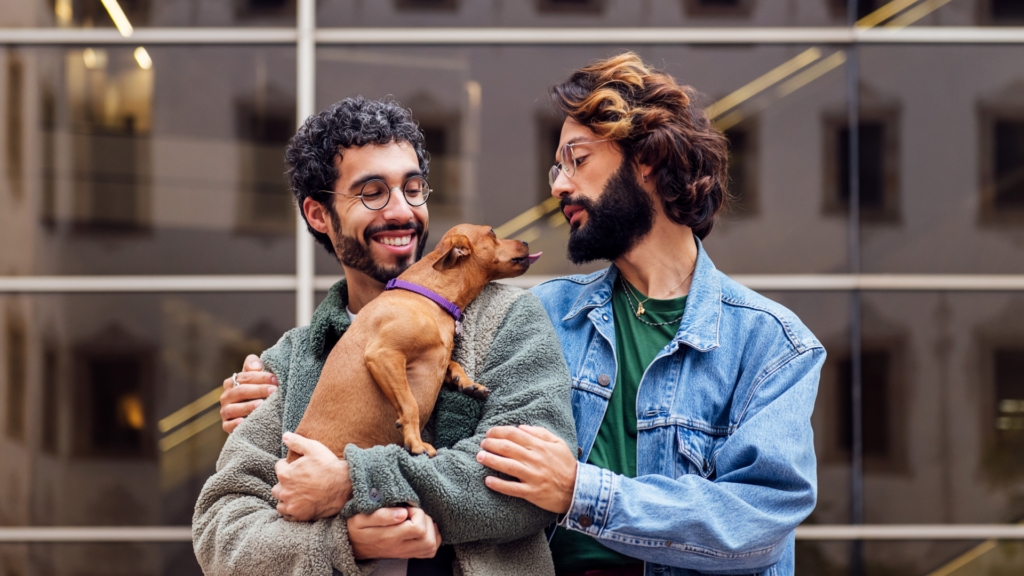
328, 515, 379, 576
562, 462, 613, 535
343, 444, 421, 516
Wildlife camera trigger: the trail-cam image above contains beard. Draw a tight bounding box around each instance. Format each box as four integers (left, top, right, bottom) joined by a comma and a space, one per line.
563, 160, 656, 265
332, 219, 428, 284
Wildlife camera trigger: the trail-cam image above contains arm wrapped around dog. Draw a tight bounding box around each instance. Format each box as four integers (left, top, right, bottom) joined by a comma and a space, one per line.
343, 290, 577, 545
193, 336, 378, 576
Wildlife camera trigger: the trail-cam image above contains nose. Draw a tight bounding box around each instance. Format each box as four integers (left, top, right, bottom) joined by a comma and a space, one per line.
520, 241, 529, 249
379, 186, 415, 223
550, 168, 573, 199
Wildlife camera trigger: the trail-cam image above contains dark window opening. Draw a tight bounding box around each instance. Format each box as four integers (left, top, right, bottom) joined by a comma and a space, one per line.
7, 53, 23, 201
395, 0, 459, 10
41, 343, 59, 454
418, 119, 461, 208
826, 114, 900, 222
235, 102, 295, 231
831, 0, 885, 21
5, 315, 26, 441
88, 355, 146, 453
539, 119, 563, 204
989, 0, 1024, 24
837, 351, 891, 459
58, 0, 151, 27
236, 0, 294, 18
993, 120, 1024, 210
995, 348, 1024, 437
685, 0, 752, 17
537, 0, 605, 14
724, 125, 758, 215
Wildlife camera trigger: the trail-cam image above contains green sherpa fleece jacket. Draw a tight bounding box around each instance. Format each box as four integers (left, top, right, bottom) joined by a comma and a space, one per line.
193, 280, 576, 576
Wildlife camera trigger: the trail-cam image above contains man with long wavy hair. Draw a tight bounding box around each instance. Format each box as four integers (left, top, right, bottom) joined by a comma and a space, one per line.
475, 53, 824, 576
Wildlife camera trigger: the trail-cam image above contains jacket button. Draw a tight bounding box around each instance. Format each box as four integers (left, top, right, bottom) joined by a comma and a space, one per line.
577, 446, 583, 459
369, 487, 380, 502
598, 374, 611, 387
579, 515, 593, 528
602, 314, 609, 321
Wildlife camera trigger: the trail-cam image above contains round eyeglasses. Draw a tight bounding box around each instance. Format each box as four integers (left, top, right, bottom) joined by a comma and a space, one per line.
548, 139, 611, 187
320, 176, 431, 211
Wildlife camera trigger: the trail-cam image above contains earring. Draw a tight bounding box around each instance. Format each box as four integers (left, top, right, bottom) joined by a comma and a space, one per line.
642, 173, 648, 183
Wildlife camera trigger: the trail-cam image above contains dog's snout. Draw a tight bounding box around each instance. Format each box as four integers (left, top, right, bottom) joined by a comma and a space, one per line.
520, 240, 529, 249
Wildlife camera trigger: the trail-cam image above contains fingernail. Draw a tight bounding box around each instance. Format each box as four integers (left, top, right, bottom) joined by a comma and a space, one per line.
271, 376, 278, 384
394, 510, 404, 521
485, 476, 493, 486
476, 451, 484, 462
283, 431, 292, 440
268, 386, 278, 395
254, 400, 264, 409
251, 361, 262, 369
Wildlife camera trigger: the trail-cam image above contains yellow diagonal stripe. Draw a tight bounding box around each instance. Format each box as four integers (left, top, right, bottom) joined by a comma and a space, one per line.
856, 0, 920, 29
158, 387, 221, 433
159, 409, 223, 452
884, 0, 954, 29
100, 0, 134, 37
704, 48, 821, 120
493, 196, 561, 239
775, 51, 848, 99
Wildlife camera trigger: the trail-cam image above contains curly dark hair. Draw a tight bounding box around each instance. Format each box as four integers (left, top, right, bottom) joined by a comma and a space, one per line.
550, 52, 729, 239
285, 97, 429, 256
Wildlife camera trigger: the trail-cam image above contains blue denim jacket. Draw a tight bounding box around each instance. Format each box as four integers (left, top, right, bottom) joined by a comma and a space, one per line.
530, 240, 824, 576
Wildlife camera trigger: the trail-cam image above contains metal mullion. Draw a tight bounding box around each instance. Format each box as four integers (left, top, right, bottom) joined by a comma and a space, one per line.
294, 0, 316, 326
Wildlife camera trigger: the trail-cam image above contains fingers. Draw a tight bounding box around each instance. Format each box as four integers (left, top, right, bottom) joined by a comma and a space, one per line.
476, 449, 531, 480
518, 424, 562, 443
485, 425, 542, 448
220, 399, 263, 423
222, 418, 243, 434
484, 475, 531, 499
220, 384, 277, 408
282, 431, 326, 457
479, 437, 532, 462
242, 355, 264, 372
349, 508, 409, 530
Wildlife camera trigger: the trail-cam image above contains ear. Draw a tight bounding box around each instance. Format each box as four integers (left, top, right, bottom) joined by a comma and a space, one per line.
433, 234, 472, 272
303, 197, 331, 234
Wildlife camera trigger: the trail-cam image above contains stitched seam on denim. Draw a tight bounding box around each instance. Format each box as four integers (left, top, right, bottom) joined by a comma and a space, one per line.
638, 417, 730, 436
734, 348, 808, 427
572, 379, 614, 399
590, 531, 782, 559
595, 467, 614, 535
561, 270, 612, 320
720, 295, 804, 352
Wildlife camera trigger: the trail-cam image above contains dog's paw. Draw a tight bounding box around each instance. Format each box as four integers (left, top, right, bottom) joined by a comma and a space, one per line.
442, 375, 460, 391
404, 442, 437, 457
460, 383, 491, 400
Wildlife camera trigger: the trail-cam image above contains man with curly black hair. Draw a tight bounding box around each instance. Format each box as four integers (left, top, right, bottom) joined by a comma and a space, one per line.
195, 97, 576, 576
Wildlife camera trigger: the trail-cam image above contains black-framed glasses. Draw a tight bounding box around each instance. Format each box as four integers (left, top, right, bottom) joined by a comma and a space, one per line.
548, 139, 611, 187
320, 176, 431, 211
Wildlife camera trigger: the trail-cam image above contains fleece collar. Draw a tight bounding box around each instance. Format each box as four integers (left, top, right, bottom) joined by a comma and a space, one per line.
309, 279, 351, 360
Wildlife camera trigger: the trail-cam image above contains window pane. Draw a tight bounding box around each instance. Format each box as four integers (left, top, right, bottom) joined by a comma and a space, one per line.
0, 292, 293, 526
858, 292, 1024, 527
859, 45, 1024, 273
314, 44, 849, 275
0, 0, 297, 27
0, 46, 299, 275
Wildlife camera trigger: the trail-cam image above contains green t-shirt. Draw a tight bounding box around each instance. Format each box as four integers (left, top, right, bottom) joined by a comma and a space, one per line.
550, 277, 687, 572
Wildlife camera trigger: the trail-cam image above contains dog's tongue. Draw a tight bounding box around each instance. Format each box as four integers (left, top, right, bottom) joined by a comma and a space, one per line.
527, 252, 543, 265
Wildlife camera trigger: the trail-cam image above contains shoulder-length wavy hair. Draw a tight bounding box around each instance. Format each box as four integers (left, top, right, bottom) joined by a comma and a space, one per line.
550, 52, 729, 239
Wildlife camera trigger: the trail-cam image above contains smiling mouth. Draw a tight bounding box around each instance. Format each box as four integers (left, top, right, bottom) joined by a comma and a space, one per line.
374, 235, 413, 247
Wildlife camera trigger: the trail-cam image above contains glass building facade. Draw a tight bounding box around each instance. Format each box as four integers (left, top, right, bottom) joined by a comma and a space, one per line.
1, 1, 1023, 574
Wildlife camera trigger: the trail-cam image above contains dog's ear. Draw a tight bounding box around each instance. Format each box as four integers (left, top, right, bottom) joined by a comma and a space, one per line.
433, 234, 472, 272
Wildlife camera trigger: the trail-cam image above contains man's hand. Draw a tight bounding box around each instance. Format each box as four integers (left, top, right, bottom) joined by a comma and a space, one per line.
272, 432, 352, 522
348, 507, 442, 560
220, 354, 278, 433
477, 424, 577, 514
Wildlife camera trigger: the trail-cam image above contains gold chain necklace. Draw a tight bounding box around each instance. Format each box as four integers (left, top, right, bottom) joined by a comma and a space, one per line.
620, 268, 694, 316
620, 277, 684, 326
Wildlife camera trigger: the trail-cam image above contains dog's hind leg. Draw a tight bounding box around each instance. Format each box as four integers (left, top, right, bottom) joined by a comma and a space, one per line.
444, 360, 490, 400
365, 341, 437, 457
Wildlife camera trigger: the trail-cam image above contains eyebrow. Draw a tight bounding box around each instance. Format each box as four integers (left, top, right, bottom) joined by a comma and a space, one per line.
347, 169, 424, 191
554, 136, 591, 160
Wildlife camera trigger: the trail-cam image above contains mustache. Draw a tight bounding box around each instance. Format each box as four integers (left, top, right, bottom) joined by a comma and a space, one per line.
362, 220, 424, 244
559, 195, 594, 215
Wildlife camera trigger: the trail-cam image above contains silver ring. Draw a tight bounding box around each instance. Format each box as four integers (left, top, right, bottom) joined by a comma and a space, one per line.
232, 373, 240, 388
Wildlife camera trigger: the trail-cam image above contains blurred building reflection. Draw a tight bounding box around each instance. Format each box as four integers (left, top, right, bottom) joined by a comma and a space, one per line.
1, 1, 1024, 575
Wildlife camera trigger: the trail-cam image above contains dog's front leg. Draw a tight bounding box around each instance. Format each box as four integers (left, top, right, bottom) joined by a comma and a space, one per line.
364, 342, 437, 457
443, 361, 490, 399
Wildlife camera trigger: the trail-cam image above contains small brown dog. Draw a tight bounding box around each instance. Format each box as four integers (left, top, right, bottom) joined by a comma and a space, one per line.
288, 224, 540, 461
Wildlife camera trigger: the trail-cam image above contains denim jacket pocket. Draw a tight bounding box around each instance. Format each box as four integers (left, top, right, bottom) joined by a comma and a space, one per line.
675, 425, 726, 480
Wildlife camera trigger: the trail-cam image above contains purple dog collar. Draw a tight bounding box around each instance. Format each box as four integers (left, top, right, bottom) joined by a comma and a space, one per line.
385, 278, 464, 335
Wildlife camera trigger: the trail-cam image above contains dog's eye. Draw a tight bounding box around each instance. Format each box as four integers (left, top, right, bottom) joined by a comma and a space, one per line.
489, 228, 496, 238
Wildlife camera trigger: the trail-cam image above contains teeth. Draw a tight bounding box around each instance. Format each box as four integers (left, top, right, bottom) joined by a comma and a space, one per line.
378, 236, 412, 247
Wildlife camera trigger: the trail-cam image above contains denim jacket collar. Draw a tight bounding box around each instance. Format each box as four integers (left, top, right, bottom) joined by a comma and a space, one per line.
563, 236, 722, 353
